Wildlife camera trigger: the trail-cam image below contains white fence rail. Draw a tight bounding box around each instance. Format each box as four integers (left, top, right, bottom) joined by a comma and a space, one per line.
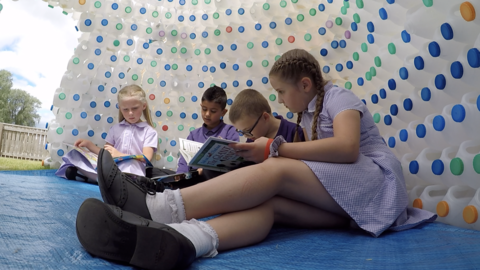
0, 123, 49, 161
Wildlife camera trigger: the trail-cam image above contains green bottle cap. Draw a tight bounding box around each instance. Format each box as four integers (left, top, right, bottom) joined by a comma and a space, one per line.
146, 27, 152, 34
172, 64, 178, 70
56, 127, 64, 135
152, 11, 159, 18
247, 42, 254, 49
151, 61, 157, 67
309, 8, 316, 16
178, 125, 184, 131
113, 40, 120, 46
213, 12, 219, 19
341, 6, 347, 15
180, 47, 187, 54
190, 127, 195, 132
125, 6, 132, 13
73, 57, 80, 64
269, 94, 276, 101
423, 0, 433, 7
205, 0, 211, 4
353, 52, 359, 61
65, 112, 72, 119
450, 157, 464, 175
165, 12, 172, 19
246, 61, 253, 68
263, 3, 270, 10
276, 38, 283, 45
148, 78, 154, 84
192, 0, 198, 5
353, 13, 360, 23
345, 81, 352, 90
167, 156, 173, 162
356, 0, 364, 9
388, 43, 396, 54
335, 17, 343, 25
374, 56, 381, 67
171, 47, 177, 53
205, 48, 211, 55
179, 96, 185, 103
275, 55, 281, 61
370, 67, 377, 76
280, 0, 287, 8
304, 33, 312, 41
116, 23, 123, 30
361, 43, 368, 52
171, 30, 178, 36
373, 113, 381, 123
214, 29, 221, 36
59, 93, 66, 100
124, 55, 130, 62
194, 49, 201, 55
297, 14, 304, 22
94, 1, 101, 8
167, 110, 173, 117
473, 154, 480, 174
132, 74, 138, 80
262, 60, 269, 67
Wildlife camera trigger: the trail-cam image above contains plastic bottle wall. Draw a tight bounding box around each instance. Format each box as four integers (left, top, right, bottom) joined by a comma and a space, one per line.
37, 0, 480, 196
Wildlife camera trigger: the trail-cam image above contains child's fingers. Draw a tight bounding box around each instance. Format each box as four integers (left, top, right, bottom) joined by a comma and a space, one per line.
229, 142, 253, 151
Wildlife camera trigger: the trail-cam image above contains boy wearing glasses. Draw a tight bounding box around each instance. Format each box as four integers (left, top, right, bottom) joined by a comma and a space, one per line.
229, 89, 305, 143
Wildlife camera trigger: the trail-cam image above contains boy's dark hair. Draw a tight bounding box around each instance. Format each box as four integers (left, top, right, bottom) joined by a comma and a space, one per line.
201, 85, 227, 109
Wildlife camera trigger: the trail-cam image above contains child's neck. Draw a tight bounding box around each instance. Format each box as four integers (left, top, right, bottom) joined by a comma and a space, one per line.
206, 120, 222, 130
265, 115, 281, 139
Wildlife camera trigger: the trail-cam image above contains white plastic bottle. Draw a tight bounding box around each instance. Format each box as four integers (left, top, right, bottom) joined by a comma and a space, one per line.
408, 184, 428, 208
455, 140, 480, 189
414, 148, 445, 185
463, 188, 480, 230
436, 185, 476, 229
413, 184, 449, 214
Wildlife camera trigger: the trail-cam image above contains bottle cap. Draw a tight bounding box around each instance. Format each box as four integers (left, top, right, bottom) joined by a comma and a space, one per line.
436, 201, 449, 217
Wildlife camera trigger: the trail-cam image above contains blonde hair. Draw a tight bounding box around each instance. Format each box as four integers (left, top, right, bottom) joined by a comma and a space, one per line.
229, 89, 272, 123
269, 49, 327, 141
117, 85, 154, 127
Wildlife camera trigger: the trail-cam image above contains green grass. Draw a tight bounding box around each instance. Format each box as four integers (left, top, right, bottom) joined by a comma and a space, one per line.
0, 157, 50, 171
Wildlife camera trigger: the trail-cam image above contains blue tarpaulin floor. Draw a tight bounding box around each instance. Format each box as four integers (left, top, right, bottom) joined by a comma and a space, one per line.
1, 170, 480, 269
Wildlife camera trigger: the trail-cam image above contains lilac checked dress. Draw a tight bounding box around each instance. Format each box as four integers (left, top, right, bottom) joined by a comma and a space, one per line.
300, 82, 436, 237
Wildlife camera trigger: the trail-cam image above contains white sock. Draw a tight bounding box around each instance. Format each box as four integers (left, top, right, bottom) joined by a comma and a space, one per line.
146, 189, 186, 224
168, 219, 219, 258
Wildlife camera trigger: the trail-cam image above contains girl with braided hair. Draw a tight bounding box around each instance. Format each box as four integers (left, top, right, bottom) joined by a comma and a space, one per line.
75, 49, 436, 270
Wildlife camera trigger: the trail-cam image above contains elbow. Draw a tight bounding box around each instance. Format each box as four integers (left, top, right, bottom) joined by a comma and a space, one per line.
343, 142, 359, 163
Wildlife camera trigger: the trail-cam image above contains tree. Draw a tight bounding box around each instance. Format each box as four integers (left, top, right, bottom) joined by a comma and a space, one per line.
0, 69, 42, 127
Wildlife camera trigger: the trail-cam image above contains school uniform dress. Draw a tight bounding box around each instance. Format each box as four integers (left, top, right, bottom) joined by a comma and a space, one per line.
176, 120, 239, 174
56, 120, 158, 179
300, 81, 436, 237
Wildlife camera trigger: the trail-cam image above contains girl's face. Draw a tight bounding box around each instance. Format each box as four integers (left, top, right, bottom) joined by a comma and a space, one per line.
269, 75, 313, 113
119, 97, 146, 124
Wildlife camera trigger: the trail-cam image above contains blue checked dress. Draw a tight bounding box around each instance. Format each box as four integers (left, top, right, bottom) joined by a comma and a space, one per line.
300, 82, 436, 237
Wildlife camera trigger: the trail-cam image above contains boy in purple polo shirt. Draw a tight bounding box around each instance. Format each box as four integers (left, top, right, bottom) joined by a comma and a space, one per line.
229, 89, 305, 143
176, 85, 239, 174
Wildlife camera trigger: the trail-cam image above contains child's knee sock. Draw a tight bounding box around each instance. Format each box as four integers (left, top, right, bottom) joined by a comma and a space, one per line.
146, 189, 186, 224
168, 219, 219, 258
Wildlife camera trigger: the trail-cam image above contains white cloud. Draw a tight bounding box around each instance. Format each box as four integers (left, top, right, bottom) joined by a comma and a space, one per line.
0, 0, 81, 127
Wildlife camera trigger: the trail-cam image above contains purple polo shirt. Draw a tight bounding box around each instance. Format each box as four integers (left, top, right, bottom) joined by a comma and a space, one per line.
176, 120, 239, 173
105, 120, 158, 176
247, 115, 305, 143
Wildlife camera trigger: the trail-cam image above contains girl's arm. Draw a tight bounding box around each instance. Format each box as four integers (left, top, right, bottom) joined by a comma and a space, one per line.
278, 110, 361, 163
142, 147, 154, 163
75, 139, 102, 155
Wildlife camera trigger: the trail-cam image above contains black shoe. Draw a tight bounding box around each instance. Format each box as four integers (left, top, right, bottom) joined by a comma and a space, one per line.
97, 148, 153, 220
125, 173, 165, 193
65, 166, 89, 182
76, 198, 196, 270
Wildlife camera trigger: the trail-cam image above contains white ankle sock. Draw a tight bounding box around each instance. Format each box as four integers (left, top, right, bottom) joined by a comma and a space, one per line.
146, 189, 186, 223
168, 219, 219, 258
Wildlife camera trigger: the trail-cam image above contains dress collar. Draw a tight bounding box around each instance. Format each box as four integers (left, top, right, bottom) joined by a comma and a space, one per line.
202, 120, 225, 134
119, 119, 149, 128
305, 81, 333, 113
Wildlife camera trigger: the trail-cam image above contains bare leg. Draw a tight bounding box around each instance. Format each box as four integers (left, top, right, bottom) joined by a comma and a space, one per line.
208, 196, 349, 251
182, 157, 348, 220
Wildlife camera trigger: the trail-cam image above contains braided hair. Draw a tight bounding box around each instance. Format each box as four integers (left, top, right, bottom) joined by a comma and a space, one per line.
269, 49, 327, 141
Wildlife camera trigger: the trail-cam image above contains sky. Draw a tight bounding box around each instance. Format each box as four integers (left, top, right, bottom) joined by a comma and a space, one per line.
0, 0, 81, 128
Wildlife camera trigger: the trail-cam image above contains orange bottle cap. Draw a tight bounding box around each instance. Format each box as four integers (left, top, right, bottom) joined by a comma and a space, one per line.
463, 205, 478, 224
437, 201, 449, 217
413, 198, 423, 209
460, 2, 476, 21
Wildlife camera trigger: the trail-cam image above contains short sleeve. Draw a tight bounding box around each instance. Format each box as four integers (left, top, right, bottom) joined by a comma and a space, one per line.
143, 126, 158, 152
105, 125, 117, 146
324, 87, 364, 120
226, 125, 240, 142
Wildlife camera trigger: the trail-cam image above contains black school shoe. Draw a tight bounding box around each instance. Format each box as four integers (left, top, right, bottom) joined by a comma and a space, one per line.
76, 198, 196, 270
97, 148, 164, 220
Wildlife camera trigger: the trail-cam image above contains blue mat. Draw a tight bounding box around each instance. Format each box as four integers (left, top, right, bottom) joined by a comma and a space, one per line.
1, 170, 480, 269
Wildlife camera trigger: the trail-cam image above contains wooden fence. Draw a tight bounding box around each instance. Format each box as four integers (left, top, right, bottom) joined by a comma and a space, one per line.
0, 123, 49, 161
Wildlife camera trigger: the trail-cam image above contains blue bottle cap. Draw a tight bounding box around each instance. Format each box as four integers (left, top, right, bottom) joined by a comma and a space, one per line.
318, 4, 325, 11
221, 82, 227, 89
192, 113, 198, 119
107, 117, 114, 123
367, 34, 374, 44
104, 101, 110, 107
238, 26, 245, 33
371, 94, 379, 104
399, 67, 408, 80
432, 159, 444, 175
379, 8, 388, 20
285, 17, 292, 25
94, 114, 101, 121
270, 22, 276, 29
421, 87, 431, 101
111, 3, 118, 10
84, 19, 92, 26
428, 41, 441, 57
318, 27, 327, 35
433, 115, 445, 131
164, 64, 171, 71
335, 63, 343, 71
262, 41, 269, 48
72, 129, 79, 136
367, 21, 375, 33
170, 140, 176, 147
403, 98, 413, 111
180, 112, 186, 119
111, 87, 117, 94
286, 112, 294, 119
202, 31, 208, 38
246, 79, 253, 87
190, 33, 196, 39
226, 9, 232, 16
351, 22, 358, 31
210, 66, 216, 73
127, 39, 133, 46
435, 74, 446, 90
101, 19, 108, 26
101, 132, 107, 139
190, 15, 196, 21
220, 62, 226, 69
191, 96, 197, 102
186, 65, 192, 71
440, 23, 453, 40
160, 80, 166, 87
477, 94, 480, 112
178, 15, 184, 22
233, 80, 239, 87
467, 48, 480, 68
414, 56, 424, 70
388, 79, 396, 90
399, 129, 408, 141
136, 58, 143, 64
384, 115, 392, 125
233, 64, 239, 71
96, 36, 103, 43
357, 77, 364, 86
238, 8, 244, 15
87, 63, 94, 70
105, 71, 111, 78
156, 48, 163, 55
450, 61, 464, 79
346, 61, 353, 69
390, 104, 398, 115
323, 66, 330, 73
81, 112, 87, 119
198, 82, 204, 88
98, 85, 104, 92
388, 137, 396, 148
131, 24, 138, 31
331, 40, 339, 48
379, 88, 386, 99
416, 124, 426, 138
90, 101, 96, 108
320, 48, 328, 56
73, 94, 80, 101
57, 149, 65, 156
451, 104, 466, 122
409, 160, 419, 174
217, 44, 223, 51
361, 99, 366, 105
255, 23, 262, 30
156, 111, 162, 117
231, 44, 237, 50
88, 130, 94, 137
227, 99, 233, 106
202, 14, 208, 20
387, 0, 395, 3
339, 40, 347, 48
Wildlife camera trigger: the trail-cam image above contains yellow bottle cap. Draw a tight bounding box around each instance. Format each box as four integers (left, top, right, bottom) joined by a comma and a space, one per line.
413, 198, 423, 209
437, 201, 449, 217
463, 205, 478, 224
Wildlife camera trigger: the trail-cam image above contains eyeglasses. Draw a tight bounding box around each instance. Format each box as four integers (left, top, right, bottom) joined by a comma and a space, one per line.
236, 113, 263, 137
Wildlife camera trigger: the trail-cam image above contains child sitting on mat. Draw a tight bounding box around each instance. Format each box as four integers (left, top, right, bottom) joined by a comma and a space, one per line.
55, 85, 158, 183
75, 48, 436, 270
